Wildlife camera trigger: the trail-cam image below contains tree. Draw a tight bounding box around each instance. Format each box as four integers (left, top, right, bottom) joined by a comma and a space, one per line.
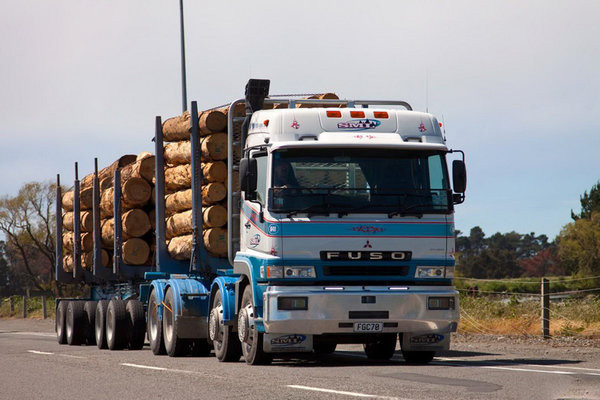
0, 181, 60, 295
0, 241, 9, 296
557, 212, 600, 277
571, 181, 600, 220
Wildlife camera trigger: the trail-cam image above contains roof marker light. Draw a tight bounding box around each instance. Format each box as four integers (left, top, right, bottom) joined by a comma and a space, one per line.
439, 122, 443, 128
264, 120, 269, 127
350, 111, 365, 118
373, 111, 389, 119
326, 110, 342, 118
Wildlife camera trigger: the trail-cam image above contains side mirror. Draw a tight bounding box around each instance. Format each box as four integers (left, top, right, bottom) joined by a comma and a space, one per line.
452, 160, 467, 194
240, 158, 257, 199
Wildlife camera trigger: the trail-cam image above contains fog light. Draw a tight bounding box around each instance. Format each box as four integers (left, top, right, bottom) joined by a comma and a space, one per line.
278, 297, 308, 311
428, 297, 455, 310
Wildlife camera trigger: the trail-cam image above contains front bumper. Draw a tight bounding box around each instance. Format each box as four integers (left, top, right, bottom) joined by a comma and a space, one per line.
262, 285, 459, 335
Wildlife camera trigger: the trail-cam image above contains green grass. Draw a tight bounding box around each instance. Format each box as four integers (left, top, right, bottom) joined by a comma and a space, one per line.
0, 296, 55, 319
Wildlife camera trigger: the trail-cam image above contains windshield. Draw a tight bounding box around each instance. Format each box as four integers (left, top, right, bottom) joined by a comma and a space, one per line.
269, 148, 451, 216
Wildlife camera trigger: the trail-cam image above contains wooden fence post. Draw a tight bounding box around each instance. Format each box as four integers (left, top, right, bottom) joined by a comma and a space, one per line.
541, 278, 550, 339
22, 295, 27, 318
9, 297, 14, 315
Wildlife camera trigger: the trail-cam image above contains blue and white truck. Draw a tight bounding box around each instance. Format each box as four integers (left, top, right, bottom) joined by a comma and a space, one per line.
55, 79, 466, 365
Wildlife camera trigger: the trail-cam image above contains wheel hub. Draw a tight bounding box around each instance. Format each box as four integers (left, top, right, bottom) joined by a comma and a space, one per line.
238, 308, 249, 343
209, 307, 221, 341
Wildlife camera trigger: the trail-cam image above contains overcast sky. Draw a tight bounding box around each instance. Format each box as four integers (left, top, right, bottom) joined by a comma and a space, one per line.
1, 0, 598, 239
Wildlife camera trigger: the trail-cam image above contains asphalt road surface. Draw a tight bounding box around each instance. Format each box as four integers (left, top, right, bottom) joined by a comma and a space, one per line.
1, 319, 600, 400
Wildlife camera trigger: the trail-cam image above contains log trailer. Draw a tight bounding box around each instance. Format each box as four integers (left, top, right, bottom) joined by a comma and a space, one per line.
55, 79, 467, 364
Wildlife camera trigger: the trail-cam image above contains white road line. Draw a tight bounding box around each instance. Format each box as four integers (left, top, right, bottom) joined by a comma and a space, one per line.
120, 363, 224, 379
3, 331, 55, 337
27, 350, 54, 355
435, 358, 600, 374
58, 354, 86, 359
287, 385, 408, 400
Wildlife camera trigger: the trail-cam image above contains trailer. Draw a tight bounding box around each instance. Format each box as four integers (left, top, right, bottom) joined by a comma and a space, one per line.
55, 79, 467, 365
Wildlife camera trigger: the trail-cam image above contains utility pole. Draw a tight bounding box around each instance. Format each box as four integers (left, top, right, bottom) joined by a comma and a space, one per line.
179, 0, 188, 113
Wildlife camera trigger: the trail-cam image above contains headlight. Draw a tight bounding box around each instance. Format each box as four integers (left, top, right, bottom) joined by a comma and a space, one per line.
266, 266, 316, 279
415, 266, 453, 279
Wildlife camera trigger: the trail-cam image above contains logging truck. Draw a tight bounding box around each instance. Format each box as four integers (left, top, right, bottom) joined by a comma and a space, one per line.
54, 79, 466, 365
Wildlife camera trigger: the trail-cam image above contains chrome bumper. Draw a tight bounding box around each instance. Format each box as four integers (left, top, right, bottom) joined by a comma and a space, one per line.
262, 285, 459, 335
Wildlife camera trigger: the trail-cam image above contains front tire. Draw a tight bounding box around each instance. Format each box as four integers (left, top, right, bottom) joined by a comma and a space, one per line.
239, 286, 271, 365
210, 289, 241, 362
56, 301, 68, 345
363, 334, 397, 360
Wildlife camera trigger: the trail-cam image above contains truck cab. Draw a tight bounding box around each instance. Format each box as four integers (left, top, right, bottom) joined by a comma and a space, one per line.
232, 92, 466, 364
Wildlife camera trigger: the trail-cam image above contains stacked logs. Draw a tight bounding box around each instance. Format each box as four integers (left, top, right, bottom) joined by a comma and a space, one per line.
60, 155, 137, 272
61, 153, 156, 271
99, 152, 156, 266
161, 106, 242, 259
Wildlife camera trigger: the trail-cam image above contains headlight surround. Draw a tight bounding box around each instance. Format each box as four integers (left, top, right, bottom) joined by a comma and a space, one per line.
415, 266, 454, 279
266, 266, 316, 279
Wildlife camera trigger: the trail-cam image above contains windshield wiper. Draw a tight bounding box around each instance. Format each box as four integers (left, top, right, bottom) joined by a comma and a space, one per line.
387, 203, 429, 218
287, 205, 330, 218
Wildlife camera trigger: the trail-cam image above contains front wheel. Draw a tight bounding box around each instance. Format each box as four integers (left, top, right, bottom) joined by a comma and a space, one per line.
238, 286, 271, 365
363, 333, 397, 360
210, 289, 241, 362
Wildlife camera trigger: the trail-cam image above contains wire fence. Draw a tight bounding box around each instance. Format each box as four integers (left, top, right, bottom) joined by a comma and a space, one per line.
456, 275, 600, 338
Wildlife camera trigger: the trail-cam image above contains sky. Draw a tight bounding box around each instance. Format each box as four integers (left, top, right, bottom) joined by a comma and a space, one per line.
1, 0, 599, 240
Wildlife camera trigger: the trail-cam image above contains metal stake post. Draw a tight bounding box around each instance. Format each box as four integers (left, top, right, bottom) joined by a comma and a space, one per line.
541, 278, 550, 339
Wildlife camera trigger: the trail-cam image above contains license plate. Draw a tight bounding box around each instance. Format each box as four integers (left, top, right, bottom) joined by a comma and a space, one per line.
353, 322, 383, 332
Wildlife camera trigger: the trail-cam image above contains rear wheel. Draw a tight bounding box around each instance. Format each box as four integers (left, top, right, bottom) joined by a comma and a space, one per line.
210, 289, 241, 362
363, 334, 397, 360
163, 287, 187, 357
126, 299, 146, 350
239, 286, 271, 365
106, 299, 128, 350
83, 301, 97, 345
148, 290, 166, 355
401, 350, 436, 364
66, 301, 86, 345
56, 301, 68, 345
95, 300, 109, 349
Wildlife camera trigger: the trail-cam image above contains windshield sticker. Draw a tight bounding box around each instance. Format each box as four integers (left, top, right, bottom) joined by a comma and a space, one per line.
350, 225, 385, 234
249, 234, 261, 248
338, 119, 381, 131
291, 119, 300, 129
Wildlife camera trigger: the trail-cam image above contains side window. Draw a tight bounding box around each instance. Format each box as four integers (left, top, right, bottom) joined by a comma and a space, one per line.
255, 155, 267, 204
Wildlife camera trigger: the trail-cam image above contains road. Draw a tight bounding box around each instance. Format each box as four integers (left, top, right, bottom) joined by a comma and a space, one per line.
1, 319, 599, 400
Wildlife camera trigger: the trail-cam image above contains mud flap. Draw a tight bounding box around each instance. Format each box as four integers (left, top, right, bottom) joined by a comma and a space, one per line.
401, 332, 450, 352
263, 333, 313, 353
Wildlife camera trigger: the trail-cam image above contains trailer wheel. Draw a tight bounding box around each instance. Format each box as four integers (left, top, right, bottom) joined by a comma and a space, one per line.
106, 299, 128, 350
56, 301, 68, 345
210, 289, 241, 362
401, 350, 436, 364
126, 299, 146, 350
363, 333, 397, 360
163, 287, 188, 357
148, 290, 166, 355
95, 300, 109, 349
66, 301, 86, 345
239, 286, 271, 365
83, 301, 97, 345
